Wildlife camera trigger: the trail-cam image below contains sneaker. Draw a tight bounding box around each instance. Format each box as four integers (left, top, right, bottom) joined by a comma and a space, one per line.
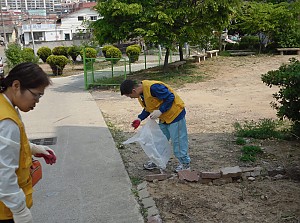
143, 161, 158, 170
174, 163, 190, 172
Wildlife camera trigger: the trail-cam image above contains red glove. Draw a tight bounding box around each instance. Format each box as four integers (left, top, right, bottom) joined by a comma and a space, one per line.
131, 118, 141, 129
35, 149, 57, 165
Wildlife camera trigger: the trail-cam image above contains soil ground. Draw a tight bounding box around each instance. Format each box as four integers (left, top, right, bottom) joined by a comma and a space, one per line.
92, 55, 299, 222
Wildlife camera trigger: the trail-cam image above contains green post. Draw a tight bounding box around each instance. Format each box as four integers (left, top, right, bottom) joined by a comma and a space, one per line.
83, 48, 88, 90
91, 59, 95, 83
111, 60, 114, 78
129, 58, 131, 74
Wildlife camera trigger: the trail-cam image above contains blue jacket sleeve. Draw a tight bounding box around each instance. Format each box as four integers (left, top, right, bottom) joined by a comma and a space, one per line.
138, 109, 150, 121
150, 84, 174, 113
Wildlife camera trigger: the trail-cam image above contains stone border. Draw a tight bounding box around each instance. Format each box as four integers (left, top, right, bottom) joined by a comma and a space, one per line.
138, 165, 289, 222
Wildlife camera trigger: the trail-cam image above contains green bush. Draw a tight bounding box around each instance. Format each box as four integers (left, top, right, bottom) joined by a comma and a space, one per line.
5, 43, 38, 67
46, 55, 69, 75
106, 46, 122, 64
22, 48, 39, 64
23, 47, 34, 54
262, 58, 300, 137
234, 119, 286, 139
236, 137, 247, 145
126, 45, 141, 63
239, 36, 260, 50
52, 46, 69, 58
80, 47, 97, 59
37, 47, 52, 63
5, 43, 24, 67
240, 145, 263, 162
68, 45, 82, 62
102, 45, 114, 57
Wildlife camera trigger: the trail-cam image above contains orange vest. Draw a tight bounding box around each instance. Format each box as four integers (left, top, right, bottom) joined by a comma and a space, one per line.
0, 94, 33, 220
138, 80, 185, 124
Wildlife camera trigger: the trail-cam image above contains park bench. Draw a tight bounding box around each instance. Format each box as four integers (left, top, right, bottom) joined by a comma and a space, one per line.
206, 50, 219, 58
168, 60, 186, 70
229, 51, 256, 56
192, 54, 207, 63
277, 48, 300, 55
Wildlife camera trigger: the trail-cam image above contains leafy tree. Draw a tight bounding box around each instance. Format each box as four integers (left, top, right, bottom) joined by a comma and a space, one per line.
93, 0, 241, 68
261, 58, 300, 137
233, 1, 300, 52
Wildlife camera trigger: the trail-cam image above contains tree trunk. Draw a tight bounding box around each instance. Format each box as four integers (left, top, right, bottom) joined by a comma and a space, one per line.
179, 45, 184, 61
163, 47, 170, 72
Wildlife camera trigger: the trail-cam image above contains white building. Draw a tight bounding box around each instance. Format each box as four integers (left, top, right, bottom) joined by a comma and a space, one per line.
58, 6, 99, 41
20, 2, 98, 45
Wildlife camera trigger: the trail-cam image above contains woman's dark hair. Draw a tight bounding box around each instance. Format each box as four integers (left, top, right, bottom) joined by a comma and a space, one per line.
0, 62, 51, 92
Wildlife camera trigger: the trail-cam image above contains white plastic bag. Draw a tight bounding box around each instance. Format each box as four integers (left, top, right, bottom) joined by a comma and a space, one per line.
123, 119, 172, 169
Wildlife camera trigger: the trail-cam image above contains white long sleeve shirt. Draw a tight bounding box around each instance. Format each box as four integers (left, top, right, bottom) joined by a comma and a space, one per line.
0, 94, 27, 212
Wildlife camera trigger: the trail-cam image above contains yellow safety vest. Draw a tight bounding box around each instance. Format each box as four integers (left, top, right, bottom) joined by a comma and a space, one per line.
0, 94, 33, 220
138, 80, 185, 124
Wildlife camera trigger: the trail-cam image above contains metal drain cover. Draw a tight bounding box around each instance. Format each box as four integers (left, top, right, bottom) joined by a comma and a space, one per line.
30, 137, 57, 145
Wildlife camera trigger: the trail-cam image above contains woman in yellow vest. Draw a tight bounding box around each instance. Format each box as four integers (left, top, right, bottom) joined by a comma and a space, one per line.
120, 79, 191, 172
0, 62, 56, 223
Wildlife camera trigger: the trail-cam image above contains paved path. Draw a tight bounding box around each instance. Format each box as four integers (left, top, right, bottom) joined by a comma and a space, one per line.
21, 74, 144, 223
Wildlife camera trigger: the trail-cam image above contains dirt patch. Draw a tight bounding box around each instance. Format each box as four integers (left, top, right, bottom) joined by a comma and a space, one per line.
91, 55, 300, 223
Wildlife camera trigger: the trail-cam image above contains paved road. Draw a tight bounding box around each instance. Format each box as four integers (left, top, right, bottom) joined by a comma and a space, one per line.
21, 74, 144, 223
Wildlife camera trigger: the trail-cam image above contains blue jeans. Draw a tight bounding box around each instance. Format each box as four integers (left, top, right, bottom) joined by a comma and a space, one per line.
159, 117, 191, 164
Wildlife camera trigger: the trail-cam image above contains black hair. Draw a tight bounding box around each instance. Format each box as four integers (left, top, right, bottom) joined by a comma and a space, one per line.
120, 79, 138, 95
0, 62, 51, 93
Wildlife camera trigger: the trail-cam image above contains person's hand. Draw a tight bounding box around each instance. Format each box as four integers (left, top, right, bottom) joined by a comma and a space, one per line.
150, 110, 162, 119
12, 206, 33, 223
131, 118, 141, 129
31, 144, 57, 165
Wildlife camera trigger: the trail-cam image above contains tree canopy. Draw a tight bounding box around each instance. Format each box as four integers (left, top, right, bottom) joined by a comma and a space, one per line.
92, 0, 241, 66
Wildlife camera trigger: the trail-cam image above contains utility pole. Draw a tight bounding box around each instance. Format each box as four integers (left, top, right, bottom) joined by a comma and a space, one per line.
29, 17, 36, 54
0, 0, 7, 48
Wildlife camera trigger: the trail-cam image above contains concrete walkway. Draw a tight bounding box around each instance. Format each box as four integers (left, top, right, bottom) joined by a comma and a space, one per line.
21, 74, 144, 223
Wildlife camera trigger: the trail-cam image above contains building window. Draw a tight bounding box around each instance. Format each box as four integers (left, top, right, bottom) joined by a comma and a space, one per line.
65, 33, 70, 40
33, 32, 43, 41
78, 16, 84, 21
90, 16, 97, 21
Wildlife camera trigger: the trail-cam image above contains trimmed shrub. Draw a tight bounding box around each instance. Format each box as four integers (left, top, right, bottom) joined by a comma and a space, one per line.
102, 45, 114, 57
52, 46, 69, 58
68, 45, 82, 62
106, 46, 122, 64
126, 44, 141, 63
37, 47, 52, 63
80, 47, 97, 59
46, 55, 69, 75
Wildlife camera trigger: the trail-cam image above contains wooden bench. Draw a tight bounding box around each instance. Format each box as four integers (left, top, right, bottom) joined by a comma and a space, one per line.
192, 54, 207, 63
230, 51, 256, 56
168, 60, 186, 70
277, 48, 300, 55
206, 50, 219, 58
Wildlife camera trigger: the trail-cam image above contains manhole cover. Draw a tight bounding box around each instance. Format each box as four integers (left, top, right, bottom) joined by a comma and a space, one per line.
30, 137, 57, 145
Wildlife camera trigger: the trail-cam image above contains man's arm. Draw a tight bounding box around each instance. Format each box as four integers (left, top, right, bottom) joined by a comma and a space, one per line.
150, 84, 175, 113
